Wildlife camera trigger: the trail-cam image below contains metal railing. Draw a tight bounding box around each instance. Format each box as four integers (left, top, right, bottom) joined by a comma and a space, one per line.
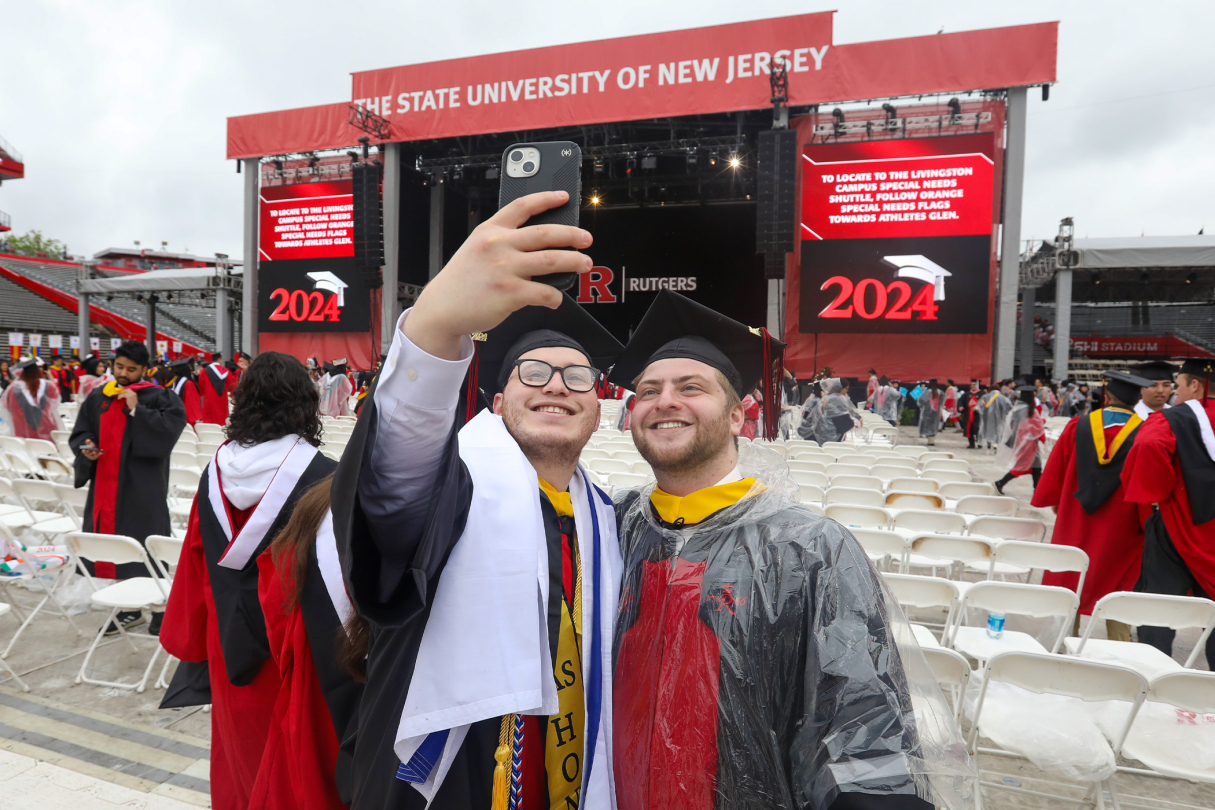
0, 210, 10, 230
0, 134, 22, 163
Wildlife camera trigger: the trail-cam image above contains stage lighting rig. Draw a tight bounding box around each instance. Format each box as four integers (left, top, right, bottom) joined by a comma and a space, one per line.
769, 56, 789, 128
729, 155, 741, 169
641, 155, 657, 170
348, 103, 391, 140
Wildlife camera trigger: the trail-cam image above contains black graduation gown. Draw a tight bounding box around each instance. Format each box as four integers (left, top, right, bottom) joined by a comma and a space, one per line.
330, 385, 579, 810
612, 491, 937, 810
69, 385, 186, 579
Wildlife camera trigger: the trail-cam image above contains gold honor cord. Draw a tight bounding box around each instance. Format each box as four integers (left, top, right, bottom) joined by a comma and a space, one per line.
492, 714, 516, 810
1090, 410, 1142, 465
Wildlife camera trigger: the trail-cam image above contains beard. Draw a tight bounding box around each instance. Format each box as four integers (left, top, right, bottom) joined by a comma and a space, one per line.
499, 397, 595, 469
634, 404, 735, 477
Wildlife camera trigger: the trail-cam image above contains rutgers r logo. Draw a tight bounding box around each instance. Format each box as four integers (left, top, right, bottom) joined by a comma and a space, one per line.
576, 266, 617, 303
706, 583, 746, 615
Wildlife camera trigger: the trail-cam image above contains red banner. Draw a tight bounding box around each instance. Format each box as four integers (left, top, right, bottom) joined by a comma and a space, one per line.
227, 17, 1057, 158
258, 181, 354, 262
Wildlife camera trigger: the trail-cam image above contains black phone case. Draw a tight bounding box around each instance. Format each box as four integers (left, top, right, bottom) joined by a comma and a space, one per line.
498, 141, 582, 290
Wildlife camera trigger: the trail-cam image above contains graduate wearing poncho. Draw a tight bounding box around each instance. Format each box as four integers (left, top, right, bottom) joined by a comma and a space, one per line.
606, 292, 973, 810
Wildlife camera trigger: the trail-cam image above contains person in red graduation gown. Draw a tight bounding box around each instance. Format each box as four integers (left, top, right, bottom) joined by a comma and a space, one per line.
1122, 357, 1215, 668
1032, 370, 1155, 640
200, 352, 239, 424
251, 474, 363, 810
158, 359, 203, 426
161, 352, 336, 810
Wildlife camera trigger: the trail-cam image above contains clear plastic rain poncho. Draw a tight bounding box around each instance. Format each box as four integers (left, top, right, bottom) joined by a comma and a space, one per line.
318, 372, 353, 417
978, 390, 1010, 446
996, 400, 1046, 473
612, 443, 976, 810
797, 392, 821, 442
0, 378, 63, 440
872, 384, 903, 424
815, 378, 859, 444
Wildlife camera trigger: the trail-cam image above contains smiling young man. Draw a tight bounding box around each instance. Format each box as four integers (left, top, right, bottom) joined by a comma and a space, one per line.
605, 291, 972, 810
330, 190, 624, 810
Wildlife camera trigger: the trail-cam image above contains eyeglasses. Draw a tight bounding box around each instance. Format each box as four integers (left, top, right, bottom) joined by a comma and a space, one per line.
512, 359, 600, 392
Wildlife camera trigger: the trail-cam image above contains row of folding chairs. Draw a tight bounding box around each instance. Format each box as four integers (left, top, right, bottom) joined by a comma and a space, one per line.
812, 505, 1046, 545
791, 467, 975, 491
799, 486, 1018, 518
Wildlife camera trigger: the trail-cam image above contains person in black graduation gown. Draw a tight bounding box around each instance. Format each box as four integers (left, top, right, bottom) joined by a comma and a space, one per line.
69, 340, 185, 634
331, 190, 623, 810
605, 291, 974, 810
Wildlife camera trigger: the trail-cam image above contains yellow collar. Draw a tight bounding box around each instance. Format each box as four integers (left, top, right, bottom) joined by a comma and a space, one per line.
101, 380, 126, 398
650, 478, 756, 525
538, 478, 574, 518
1089, 409, 1142, 464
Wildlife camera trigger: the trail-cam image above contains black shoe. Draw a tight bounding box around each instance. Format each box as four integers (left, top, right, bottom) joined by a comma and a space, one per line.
148, 612, 163, 637
104, 610, 146, 636
994, 480, 1005, 495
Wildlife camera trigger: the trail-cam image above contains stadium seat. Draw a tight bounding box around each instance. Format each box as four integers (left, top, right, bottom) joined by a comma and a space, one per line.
824, 504, 890, 529
885, 491, 944, 512
1065, 592, 1215, 678
888, 477, 938, 494
824, 487, 886, 508
949, 581, 1078, 661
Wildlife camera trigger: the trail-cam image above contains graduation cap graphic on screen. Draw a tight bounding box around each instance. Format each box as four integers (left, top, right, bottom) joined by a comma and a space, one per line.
306, 271, 348, 306
882, 254, 952, 301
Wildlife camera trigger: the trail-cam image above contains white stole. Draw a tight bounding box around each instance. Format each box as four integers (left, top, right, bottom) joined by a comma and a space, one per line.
395, 410, 620, 810
1183, 399, 1215, 463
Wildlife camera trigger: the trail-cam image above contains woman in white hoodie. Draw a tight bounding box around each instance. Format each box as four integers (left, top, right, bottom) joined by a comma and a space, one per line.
161, 352, 337, 810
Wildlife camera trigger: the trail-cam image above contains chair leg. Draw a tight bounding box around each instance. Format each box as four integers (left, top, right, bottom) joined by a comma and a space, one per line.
136, 644, 161, 694
76, 608, 115, 685
2, 592, 50, 659
0, 653, 28, 692
45, 567, 82, 635
155, 652, 175, 690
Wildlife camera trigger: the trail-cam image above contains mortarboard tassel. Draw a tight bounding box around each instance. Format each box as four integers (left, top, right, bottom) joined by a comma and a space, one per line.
463, 334, 485, 424
759, 327, 785, 441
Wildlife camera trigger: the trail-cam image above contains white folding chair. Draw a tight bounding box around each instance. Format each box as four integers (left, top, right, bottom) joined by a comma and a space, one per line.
831, 474, 883, 491
974, 540, 1088, 589
0, 603, 30, 691
1065, 592, 1215, 678
589, 458, 633, 475
824, 504, 890, 529
801, 502, 825, 516
53, 482, 88, 528
786, 460, 827, 474
967, 516, 1047, 544
836, 455, 873, 468
937, 481, 996, 501
790, 469, 829, 488
66, 532, 170, 692
797, 483, 824, 506
895, 446, 930, 458
921, 647, 971, 718
892, 509, 967, 540
885, 491, 944, 512
1120, 670, 1215, 783
825, 463, 869, 478
917, 451, 954, 466
170, 449, 200, 470
145, 534, 184, 689
868, 425, 899, 443
950, 581, 1078, 662
169, 467, 201, 497
869, 465, 908, 485
11, 478, 78, 536
904, 534, 993, 582
955, 495, 1019, 519
825, 487, 886, 508
607, 472, 649, 490
970, 652, 1147, 808
850, 528, 906, 571
196, 442, 221, 457
630, 460, 653, 477
888, 477, 938, 494
579, 449, 610, 462
0, 523, 82, 657
882, 572, 959, 643
874, 455, 916, 469
923, 458, 970, 474
922, 470, 971, 486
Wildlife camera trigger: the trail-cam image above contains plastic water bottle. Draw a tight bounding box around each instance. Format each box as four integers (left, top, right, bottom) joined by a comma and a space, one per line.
986, 611, 1005, 640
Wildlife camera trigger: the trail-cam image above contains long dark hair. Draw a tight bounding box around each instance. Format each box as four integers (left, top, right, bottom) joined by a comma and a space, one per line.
226, 352, 323, 447
269, 475, 369, 682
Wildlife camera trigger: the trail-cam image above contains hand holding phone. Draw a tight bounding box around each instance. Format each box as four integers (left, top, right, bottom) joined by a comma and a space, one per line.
498, 141, 583, 290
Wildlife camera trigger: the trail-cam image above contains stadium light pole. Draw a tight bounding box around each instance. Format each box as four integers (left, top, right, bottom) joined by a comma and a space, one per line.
241, 157, 259, 357
77, 261, 92, 359
994, 86, 1028, 380
1019, 285, 1036, 377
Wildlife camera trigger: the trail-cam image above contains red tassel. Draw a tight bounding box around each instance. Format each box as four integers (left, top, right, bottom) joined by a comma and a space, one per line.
463, 339, 481, 424
759, 327, 785, 441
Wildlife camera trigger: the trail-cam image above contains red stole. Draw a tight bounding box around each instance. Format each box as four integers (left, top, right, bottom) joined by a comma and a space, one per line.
92, 381, 158, 536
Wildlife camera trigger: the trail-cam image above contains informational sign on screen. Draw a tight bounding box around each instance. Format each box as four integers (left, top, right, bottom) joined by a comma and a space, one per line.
799, 134, 997, 335
258, 181, 354, 262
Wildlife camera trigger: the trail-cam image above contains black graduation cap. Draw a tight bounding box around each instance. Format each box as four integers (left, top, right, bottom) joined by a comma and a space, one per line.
322, 362, 335, 375
1103, 369, 1154, 405
878, 375, 890, 386
1016, 383, 1038, 405
169, 358, 193, 375
1130, 360, 1177, 381
210, 351, 223, 362
606, 290, 786, 438
472, 292, 623, 403
1178, 357, 1215, 378
13, 357, 38, 372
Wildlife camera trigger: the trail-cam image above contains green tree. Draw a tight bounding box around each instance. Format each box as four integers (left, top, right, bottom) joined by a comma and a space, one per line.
6, 230, 66, 260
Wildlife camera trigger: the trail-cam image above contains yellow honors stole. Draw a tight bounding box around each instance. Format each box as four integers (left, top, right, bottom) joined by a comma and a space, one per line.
650, 478, 757, 525
539, 479, 585, 809
101, 380, 126, 398
1089, 409, 1142, 464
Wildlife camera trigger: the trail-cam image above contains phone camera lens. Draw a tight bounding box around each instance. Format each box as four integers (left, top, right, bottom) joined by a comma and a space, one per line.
509, 150, 524, 162
522, 161, 535, 173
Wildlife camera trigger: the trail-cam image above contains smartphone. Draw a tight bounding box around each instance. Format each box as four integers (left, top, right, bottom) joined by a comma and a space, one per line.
498, 141, 582, 290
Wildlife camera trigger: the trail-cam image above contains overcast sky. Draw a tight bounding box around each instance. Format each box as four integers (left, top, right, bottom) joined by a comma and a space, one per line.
2, 1, 1211, 259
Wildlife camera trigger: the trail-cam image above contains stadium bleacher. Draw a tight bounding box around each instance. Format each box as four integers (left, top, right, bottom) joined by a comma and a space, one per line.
0, 273, 83, 335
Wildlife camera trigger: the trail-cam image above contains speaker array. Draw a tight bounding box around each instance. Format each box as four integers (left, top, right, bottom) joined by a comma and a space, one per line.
352, 162, 384, 288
